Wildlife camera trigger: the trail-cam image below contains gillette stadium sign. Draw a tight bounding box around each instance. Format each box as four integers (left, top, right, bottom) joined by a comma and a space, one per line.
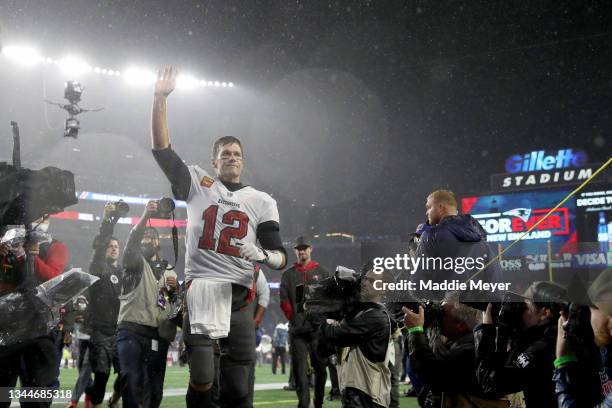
490, 148, 599, 191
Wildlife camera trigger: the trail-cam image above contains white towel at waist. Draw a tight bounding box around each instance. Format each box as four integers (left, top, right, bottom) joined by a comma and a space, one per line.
187, 279, 233, 339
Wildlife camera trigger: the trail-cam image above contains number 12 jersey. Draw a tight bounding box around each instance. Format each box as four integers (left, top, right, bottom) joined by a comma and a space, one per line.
184, 165, 280, 288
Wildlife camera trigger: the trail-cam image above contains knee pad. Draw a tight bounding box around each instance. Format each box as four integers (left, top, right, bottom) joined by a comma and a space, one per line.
219, 357, 250, 397
186, 344, 215, 386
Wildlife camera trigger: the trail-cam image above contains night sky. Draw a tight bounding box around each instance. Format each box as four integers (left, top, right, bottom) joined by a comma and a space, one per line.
0, 0, 611, 239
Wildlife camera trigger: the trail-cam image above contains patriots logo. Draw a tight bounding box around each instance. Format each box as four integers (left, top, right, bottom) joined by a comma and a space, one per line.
502, 208, 532, 223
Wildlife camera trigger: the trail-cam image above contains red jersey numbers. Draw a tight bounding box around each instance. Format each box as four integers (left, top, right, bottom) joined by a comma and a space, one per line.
198, 205, 250, 257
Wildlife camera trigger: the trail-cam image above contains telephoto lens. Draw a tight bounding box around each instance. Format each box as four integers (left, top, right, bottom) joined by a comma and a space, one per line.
157, 197, 175, 213
113, 200, 130, 216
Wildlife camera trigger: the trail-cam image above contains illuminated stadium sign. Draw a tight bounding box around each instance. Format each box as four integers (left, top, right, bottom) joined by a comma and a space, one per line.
490, 148, 601, 191
473, 207, 570, 242
462, 190, 576, 256
504, 149, 587, 173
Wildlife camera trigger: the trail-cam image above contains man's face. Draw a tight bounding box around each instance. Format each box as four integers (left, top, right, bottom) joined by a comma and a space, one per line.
294, 246, 312, 264
360, 270, 380, 302
426, 197, 443, 225
106, 239, 119, 262
142, 236, 159, 248
212, 143, 243, 181
590, 307, 612, 347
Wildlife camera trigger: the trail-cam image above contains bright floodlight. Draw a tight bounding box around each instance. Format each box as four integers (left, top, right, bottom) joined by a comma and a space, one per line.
177, 74, 199, 90
2, 45, 43, 67
59, 56, 92, 75
123, 67, 156, 86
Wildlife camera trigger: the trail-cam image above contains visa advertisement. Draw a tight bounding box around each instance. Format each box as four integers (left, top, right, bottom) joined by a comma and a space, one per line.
461, 190, 576, 257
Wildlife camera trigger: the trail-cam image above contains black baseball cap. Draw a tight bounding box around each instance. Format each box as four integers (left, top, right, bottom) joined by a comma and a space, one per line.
293, 236, 311, 249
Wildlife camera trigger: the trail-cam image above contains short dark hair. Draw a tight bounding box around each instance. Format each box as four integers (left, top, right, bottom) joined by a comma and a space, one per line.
525, 281, 567, 316
212, 136, 243, 159
109, 237, 119, 244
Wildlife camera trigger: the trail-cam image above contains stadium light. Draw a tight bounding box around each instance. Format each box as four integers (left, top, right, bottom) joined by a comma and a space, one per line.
2, 45, 43, 67
176, 74, 199, 90
59, 56, 92, 75
2, 42, 237, 88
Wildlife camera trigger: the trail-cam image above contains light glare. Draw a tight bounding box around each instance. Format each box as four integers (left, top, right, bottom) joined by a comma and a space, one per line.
2, 45, 43, 67
59, 56, 92, 75
123, 67, 156, 86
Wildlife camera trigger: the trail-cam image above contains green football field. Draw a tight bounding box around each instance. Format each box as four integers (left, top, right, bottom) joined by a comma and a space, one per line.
51, 364, 420, 407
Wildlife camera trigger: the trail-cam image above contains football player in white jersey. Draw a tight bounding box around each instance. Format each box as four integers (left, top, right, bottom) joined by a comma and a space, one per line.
151, 66, 287, 408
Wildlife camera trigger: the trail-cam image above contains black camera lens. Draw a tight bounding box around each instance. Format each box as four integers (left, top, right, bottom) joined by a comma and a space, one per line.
114, 200, 130, 216
157, 197, 175, 213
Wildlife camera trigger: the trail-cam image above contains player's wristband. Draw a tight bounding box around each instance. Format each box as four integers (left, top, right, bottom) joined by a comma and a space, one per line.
554, 355, 577, 368
261, 249, 284, 269
407, 326, 424, 334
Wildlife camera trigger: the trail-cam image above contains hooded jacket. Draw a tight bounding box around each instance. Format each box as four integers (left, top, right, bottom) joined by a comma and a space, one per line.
415, 214, 502, 301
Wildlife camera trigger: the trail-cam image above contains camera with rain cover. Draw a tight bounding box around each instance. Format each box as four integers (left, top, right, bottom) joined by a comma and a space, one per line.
301, 265, 363, 320
0, 163, 77, 227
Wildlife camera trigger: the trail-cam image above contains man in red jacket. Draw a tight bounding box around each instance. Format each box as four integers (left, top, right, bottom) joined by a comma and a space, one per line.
0, 218, 69, 408
280, 236, 329, 408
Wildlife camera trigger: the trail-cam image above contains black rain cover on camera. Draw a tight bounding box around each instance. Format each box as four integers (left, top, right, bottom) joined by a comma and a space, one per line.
0, 164, 78, 226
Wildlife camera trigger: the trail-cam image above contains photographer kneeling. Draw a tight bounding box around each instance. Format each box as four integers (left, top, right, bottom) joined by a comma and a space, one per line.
403, 292, 507, 407
474, 281, 566, 407
314, 266, 393, 408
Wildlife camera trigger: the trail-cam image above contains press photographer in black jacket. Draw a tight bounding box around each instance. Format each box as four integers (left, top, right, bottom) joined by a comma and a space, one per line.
316, 267, 393, 408
86, 202, 123, 408
403, 292, 506, 407
474, 281, 567, 407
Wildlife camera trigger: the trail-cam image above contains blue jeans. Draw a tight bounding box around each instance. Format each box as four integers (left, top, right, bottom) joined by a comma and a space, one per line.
116, 328, 169, 408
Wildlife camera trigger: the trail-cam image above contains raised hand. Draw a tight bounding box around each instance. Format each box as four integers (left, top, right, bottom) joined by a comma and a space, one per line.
154, 66, 177, 98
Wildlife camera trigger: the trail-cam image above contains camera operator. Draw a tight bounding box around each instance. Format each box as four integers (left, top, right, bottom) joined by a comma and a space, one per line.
280, 236, 330, 408
474, 281, 567, 407
403, 292, 506, 407
315, 266, 393, 408
0, 218, 68, 408
0, 217, 68, 294
84, 203, 122, 408
116, 200, 178, 408
554, 268, 612, 407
